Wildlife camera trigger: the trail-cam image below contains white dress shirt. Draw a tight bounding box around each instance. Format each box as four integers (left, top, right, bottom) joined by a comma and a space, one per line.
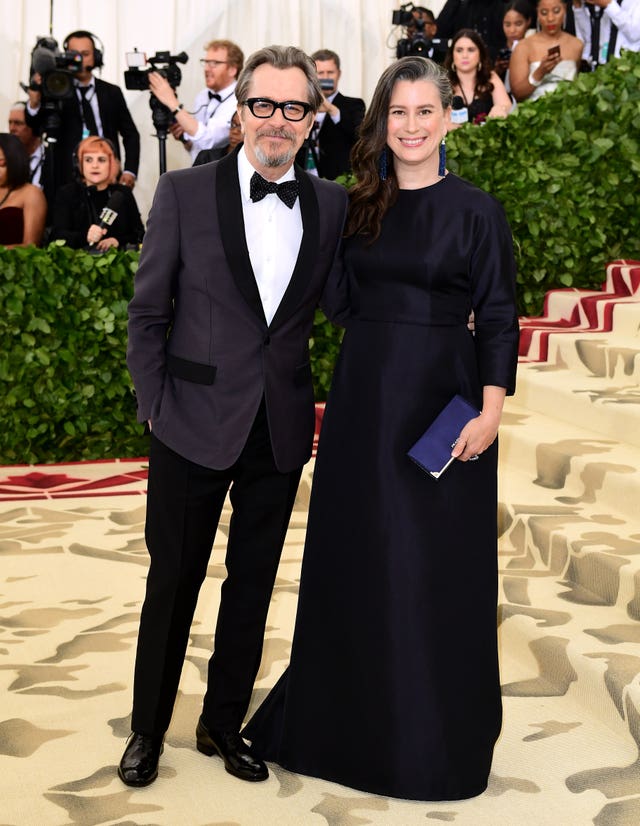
188, 81, 237, 161
237, 146, 303, 326
573, 3, 612, 64
605, 0, 640, 56
74, 81, 104, 136
30, 143, 45, 188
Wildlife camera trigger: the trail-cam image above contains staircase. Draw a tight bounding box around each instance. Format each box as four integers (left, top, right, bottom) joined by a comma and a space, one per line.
497, 260, 640, 810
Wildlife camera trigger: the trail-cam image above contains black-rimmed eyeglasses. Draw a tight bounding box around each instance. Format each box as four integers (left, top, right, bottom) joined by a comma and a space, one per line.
242, 98, 312, 122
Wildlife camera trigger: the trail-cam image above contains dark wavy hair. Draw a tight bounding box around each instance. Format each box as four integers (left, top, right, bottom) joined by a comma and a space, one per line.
0, 132, 30, 189
444, 29, 494, 100
346, 57, 452, 241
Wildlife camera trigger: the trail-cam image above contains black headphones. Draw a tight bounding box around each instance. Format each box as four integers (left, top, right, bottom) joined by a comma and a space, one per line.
63, 30, 105, 70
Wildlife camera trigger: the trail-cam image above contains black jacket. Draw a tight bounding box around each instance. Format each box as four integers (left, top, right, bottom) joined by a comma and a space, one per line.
296, 92, 366, 180
27, 77, 140, 201
437, 0, 508, 59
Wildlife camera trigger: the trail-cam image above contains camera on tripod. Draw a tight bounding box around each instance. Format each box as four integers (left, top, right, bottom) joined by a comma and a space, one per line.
25, 36, 83, 100
124, 49, 188, 91
392, 3, 442, 60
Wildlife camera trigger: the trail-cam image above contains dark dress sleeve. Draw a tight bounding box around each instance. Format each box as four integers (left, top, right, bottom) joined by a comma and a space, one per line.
469, 194, 520, 395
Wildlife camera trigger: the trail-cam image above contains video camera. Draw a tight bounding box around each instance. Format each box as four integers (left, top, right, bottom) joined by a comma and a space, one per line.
124, 49, 188, 91
392, 3, 443, 60
25, 36, 83, 100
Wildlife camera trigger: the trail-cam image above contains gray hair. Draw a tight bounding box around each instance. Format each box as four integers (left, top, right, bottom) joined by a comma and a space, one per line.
235, 45, 323, 112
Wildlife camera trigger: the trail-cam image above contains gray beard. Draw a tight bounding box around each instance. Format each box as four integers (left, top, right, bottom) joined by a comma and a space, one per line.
255, 143, 296, 169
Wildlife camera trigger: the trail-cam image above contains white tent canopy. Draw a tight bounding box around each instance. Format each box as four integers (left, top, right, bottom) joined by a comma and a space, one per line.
1, 0, 447, 216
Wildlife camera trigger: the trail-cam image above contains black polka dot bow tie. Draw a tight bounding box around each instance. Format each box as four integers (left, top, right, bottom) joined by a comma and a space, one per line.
249, 172, 299, 209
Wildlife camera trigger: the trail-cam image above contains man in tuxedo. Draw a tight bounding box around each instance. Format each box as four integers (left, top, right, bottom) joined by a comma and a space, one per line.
119, 45, 348, 788
437, 0, 508, 59
8, 102, 44, 188
297, 49, 365, 180
148, 39, 243, 164
586, 0, 640, 56
26, 30, 139, 202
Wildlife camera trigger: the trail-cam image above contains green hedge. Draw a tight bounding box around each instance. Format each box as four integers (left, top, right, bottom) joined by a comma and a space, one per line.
445, 50, 640, 316
0, 244, 146, 464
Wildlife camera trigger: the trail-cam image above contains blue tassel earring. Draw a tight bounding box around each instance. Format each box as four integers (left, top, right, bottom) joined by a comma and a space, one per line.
378, 147, 388, 181
438, 138, 446, 177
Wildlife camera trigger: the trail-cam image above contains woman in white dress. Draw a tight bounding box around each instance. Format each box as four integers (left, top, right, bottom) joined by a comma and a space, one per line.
510, 0, 583, 102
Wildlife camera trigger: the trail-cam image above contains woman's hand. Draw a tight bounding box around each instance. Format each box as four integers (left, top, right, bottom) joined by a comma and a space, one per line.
533, 49, 562, 83
95, 236, 120, 252
87, 223, 106, 246
450, 385, 506, 462
450, 411, 500, 462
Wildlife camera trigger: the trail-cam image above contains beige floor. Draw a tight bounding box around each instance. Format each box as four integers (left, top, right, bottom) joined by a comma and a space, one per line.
2, 261, 640, 825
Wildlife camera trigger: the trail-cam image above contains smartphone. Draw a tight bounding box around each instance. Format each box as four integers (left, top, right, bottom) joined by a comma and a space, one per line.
498, 48, 512, 61
547, 45, 560, 58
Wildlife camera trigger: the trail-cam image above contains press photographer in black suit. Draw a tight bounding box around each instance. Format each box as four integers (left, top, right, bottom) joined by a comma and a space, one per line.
296, 49, 365, 180
26, 30, 140, 204
437, 0, 509, 59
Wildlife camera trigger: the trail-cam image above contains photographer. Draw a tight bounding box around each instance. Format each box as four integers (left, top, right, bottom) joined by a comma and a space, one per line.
148, 39, 243, 164
26, 30, 140, 203
437, 0, 509, 60
296, 49, 365, 180
404, 7, 448, 63
8, 102, 44, 188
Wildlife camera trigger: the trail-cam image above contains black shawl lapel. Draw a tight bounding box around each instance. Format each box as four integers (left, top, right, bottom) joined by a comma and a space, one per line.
269, 166, 320, 330
216, 149, 267, 324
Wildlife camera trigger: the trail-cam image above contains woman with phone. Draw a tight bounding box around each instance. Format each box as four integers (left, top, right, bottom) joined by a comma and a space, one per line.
494, 1, 536, 90
509, 0, 583, 101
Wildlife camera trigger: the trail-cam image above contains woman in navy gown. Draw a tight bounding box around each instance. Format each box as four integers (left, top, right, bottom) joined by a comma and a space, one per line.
244, 57, 519, 801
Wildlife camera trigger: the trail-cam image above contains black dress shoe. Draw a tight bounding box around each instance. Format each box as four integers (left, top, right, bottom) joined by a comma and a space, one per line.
196, 718, 268, 781
118, 732, 164, 787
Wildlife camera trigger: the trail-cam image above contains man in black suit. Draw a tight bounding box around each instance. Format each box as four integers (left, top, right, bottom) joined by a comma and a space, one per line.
437, 0, 509, 59
26, 30, 140, 202
119, 45, 348, 788
297, 49, 365, 180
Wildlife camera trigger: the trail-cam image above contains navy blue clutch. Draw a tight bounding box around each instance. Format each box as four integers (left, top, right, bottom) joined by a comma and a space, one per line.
408, 395, 480, 479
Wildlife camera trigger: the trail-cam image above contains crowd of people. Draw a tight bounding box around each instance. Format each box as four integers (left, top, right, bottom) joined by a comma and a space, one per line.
2, 2, 639, 250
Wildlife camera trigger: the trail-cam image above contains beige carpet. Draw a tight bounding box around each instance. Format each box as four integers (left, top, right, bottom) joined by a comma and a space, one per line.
1, 261, 640, 825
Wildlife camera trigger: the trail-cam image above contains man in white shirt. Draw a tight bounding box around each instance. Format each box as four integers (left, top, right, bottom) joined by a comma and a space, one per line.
586, 0, 640, 57
8, 102, 44, 188
149, 39, 243, 163
120, 44, 348, 789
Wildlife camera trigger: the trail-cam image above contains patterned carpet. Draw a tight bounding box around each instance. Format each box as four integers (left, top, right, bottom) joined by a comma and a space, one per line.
1, 262, 639, 825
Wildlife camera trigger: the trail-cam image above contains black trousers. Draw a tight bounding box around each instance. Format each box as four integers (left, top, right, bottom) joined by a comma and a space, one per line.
130, 402, 302, 735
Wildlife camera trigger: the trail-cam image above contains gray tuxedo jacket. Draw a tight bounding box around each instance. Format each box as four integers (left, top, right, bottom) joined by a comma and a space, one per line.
127, 150, 348, 472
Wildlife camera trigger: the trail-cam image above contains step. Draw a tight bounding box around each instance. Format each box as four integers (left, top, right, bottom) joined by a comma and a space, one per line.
499, 399, 640, 523
498, 468, 640, 621
511, 362, 640, 447
498, 584, 640, 761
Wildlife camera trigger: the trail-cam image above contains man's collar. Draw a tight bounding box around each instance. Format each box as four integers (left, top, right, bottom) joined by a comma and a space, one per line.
208, 80, 237, 98
237, 145, 296, 201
